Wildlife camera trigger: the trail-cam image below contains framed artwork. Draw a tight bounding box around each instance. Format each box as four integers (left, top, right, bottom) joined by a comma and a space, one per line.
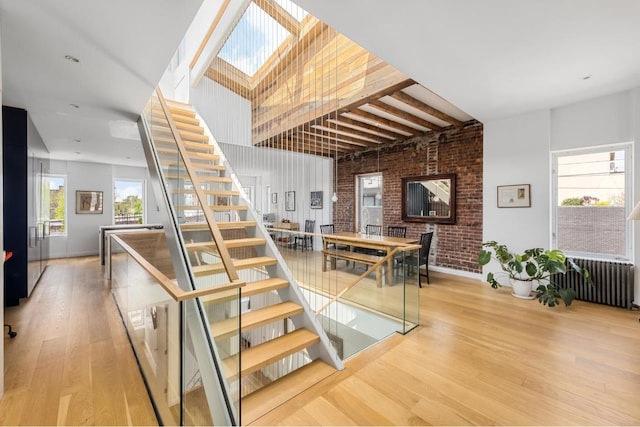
76, 190, 103, 214
272, 193, 277, 204
310, 191, 323, 209
497, 184, 531, 208
285, 191, 296, 211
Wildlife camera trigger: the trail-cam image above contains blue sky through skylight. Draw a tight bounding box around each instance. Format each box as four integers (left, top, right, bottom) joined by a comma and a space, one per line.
218, 2, 290, 76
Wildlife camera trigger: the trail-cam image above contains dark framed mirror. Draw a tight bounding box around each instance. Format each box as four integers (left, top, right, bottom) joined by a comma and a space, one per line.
401, 173, 456, 224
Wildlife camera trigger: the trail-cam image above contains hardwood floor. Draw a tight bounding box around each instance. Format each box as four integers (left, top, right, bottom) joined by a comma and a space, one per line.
252, 271, 640, 426
3, 256, 639, 426
1, 257, 157, 426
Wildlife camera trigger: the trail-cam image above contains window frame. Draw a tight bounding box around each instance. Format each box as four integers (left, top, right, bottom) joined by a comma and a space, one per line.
113, 178, 146, 225
551, 142, 633, 261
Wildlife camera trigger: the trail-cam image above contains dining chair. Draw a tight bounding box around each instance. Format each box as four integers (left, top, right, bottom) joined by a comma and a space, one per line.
387, 226, 406, 238
294, 219, 316, 251
365, 224, 382, 236
320, 224, 349, 266
417, 232, 434, 287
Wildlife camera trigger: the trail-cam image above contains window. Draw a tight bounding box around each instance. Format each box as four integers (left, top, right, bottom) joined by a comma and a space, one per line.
552, 144, 632, 260
41, 174, 66, 236
114, 179, 145, 224
356, 174, 383, 232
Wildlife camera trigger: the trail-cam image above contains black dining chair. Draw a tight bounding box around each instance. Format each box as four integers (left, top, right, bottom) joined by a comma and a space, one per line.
294, 220, 316, 251
320, 224, 349, 266
387, 226, 406, 238
365, 224, 382, 236
416, 232, 434, 287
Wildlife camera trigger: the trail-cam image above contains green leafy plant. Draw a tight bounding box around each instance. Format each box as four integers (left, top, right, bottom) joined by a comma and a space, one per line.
478, 241, 592, 307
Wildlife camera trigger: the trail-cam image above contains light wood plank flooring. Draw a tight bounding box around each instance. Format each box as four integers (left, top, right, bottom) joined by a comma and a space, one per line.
3, 256, 640, 426
1, 257, 157, 426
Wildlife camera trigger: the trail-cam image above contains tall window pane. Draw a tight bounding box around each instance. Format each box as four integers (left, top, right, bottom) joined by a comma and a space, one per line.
114, 179, 145, 224
41, 174, 66, 236
357, 174, 383, 233
553, 145, 630, 259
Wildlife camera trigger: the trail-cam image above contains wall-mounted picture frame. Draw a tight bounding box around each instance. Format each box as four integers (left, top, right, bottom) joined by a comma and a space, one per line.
272, 192, 277, 204
76, 190, 103, 214
497, 184, 531, 208
310, 191, 323, 209
285, 191, 296, 211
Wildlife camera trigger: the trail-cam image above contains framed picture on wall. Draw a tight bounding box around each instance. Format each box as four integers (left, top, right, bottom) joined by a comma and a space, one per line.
497, 184, 531, 208
310, 191, 323, 209
76, 190, 103, 214
285, 191, 295, 211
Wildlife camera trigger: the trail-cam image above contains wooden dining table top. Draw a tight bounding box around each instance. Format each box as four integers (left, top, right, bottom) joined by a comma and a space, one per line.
324, 232, 419, 247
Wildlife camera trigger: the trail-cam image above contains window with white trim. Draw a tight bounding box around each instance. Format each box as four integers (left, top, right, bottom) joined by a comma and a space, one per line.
41, 174, 67, 236
552, 143, 632, 260
114, 179, 145, 224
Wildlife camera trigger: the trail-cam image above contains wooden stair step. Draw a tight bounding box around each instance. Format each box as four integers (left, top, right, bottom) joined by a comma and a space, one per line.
152, 109, 200, 126
200, 278, 289, 305
165, 174, 231, 183
171, 189, 239, 197
153, 126, 208, 143
192, 256, 277, 276
156, 147, 219, 161
154, 136, 213, 152
185, 237, 266, 251
175, 204, 247, 212
242, 360, 335, 425
211, 301, 304, 341
223, 329, 320, 378
152, 102, 196, 118
180, 221, 256, 232
151, 117, 203, 134
159, 160, 225, 171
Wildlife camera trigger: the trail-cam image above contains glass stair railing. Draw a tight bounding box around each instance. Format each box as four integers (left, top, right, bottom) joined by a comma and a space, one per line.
136, 89, 343, 425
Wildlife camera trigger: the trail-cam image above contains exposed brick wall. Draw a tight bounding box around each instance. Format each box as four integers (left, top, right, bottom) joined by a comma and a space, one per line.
334, 120, 483, 273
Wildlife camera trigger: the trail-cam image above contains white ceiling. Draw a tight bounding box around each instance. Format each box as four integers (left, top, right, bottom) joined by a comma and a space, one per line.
0, 0, 204, 166
292, 0, 640, 123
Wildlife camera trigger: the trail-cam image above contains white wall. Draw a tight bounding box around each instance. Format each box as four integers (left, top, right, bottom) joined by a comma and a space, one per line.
47, 160, 163, 259
484, 89, 640, 300
191, 78, 252, 146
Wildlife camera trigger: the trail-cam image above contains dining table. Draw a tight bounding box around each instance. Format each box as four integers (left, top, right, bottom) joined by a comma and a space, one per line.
322, 232, 420, 286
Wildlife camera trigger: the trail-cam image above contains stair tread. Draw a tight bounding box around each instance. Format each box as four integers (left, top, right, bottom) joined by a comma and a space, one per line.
223, 329, 320, 378
171, 189, 239, 197
156, 147, 219, 160
151, 117, 203, 134
200, 278, 289, 305
242, 360, 335, 425
159, 160, 225, 170
185, 238, 266, 251
152, 110, 200, 126
175, 205, 248, 212
192, 256, 277, 276
154, 136, 213, 152
181, 221, 256, 231
165, 174, 231, 183
211, 301, 303, 340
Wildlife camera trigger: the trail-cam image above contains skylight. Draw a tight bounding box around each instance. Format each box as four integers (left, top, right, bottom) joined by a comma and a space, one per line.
273, 0, 308, 22
218, 2, 290, 76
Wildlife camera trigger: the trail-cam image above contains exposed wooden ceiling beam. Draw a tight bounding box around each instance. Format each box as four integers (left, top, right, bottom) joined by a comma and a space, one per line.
189, 0, 232, 69
298, 129, 374, 149
389, 91, 464, 127
327, 117, 407, 140
205, 58, 252, 98
345, 109, 421, 136
368, 100, 443, 132
254, 0, 300, 35
320, 121, 395, 142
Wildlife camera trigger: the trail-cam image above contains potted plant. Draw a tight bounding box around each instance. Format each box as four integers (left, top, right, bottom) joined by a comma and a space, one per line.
477, 241, 592, 307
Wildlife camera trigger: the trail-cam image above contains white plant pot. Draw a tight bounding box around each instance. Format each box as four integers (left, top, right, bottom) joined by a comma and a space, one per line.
510, 278, 535, 300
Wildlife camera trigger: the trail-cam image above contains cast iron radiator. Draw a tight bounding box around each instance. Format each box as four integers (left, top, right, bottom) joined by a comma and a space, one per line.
555, 258, 635, 309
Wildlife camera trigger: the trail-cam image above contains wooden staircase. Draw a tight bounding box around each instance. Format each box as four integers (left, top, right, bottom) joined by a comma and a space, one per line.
146, 96, 338, 424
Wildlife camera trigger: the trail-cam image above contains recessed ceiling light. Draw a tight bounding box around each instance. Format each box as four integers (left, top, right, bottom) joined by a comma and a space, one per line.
69, 103, 80, 109
582, 75, 592, 80
65, 55, 80, 63
126, 156, 131, 159
75, 151, 81, 155
73, 139, 81, 143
